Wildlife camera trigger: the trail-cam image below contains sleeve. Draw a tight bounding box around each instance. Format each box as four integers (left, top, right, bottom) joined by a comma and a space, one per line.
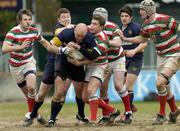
51, 29, 68, 47
167, 16, 180, 32
79, 47, 100, 60
93, 39, 108, 55
112, 24, 120, 40
4, 31, 15, 45
54, 28, 62, 36
50, 36, 62, 47
140, 27, 150, 38
85, 33, 96, 48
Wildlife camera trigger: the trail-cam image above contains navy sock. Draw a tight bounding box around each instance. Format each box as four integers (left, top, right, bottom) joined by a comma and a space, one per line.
30, 101, 43, 118
50, 100, 64, 121
76, 96, 85, 118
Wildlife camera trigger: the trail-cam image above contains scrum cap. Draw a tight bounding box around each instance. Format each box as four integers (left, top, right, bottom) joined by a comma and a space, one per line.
93, 7, 108, 21
140, 0, 156, 16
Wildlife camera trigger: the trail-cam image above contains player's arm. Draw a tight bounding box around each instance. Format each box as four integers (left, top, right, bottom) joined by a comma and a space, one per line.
2, 39, 31, 54
79, 47, 100, 60
123, 35, 147, 44
68, 42, 100, 60
68, 58, 93, 66
46, 36, 72, 55
109, 36, 122, 47
133, 42, 147, 53
109, 28, 123, 47
125, 42, 147, 57
117, 29, 148, 43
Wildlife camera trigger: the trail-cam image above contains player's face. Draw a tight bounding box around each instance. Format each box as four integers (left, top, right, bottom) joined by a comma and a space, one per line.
139, 9, 148, 20
120, 12, 132, 26
58, 13, 71, 26
19, 14, 32, 31
90, 19, 103, 34
74, 29, 87, 43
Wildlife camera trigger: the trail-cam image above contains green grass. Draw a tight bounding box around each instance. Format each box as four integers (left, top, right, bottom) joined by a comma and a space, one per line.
0, 101, 180, 131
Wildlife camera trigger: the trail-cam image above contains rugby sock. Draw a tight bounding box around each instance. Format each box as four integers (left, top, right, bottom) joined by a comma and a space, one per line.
50, 100, 64, 121
76, 96, 85, 118
98, 98, 114, 115
101, 96, 109, 104
100, 96, 109, 116
158, 88, 167, 115
27, 93, 36, 112
118, 86, 131, 112
167, 95, 177, 112
89, 96, 99, 122
30, 101, 44, 118
128, 91, 134, 106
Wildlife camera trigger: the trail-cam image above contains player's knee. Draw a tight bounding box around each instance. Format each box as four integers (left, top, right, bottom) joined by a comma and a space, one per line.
87, 87, 94, 97
114, 84, 123, 92
82, 95, 88, 103
35, 93, 44, 102
27, 85, 35, 94
53, 93, 62, 102
156, 80, 162, 89
156, 73, 169, 89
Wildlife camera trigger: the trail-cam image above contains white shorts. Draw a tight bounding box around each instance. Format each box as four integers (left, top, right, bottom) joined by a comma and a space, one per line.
157, 55, 180, 74
108, 56, 126, 74
9, 58, 36, 84
85, 64, 107, 83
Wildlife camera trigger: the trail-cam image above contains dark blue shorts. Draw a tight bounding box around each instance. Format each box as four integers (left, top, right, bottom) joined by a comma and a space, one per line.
126, 58, 143, 76
41, 61, 55, 85
55, 54, 85, 82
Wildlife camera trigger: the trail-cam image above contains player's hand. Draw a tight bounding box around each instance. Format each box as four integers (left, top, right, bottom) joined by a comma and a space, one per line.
67, 42, 80, 50
21, 39, 32, 49
116, 29, 125, 41
67, 57, 82, 66
125, 50, 136, 57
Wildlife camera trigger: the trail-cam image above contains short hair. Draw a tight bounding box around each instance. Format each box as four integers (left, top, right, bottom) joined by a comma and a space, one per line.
118, 5, 133, 17
92, 14, 106, 26
57, 8, 70, 18
16, 9, 32, 23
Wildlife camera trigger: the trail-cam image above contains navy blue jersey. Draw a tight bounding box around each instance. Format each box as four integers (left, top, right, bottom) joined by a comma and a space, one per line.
55, 28, 96, 81
56, 28, 96, 65
57, 28, 96, 49
121, 22, 143, 60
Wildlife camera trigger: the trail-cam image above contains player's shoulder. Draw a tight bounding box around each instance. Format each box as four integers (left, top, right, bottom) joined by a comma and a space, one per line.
98, 31, 109, 41
129, 22, 141, 30
8, 25, 21, 33
85, 32, 95, 39
29, 26, 39, 32
57, 28, 74, 38
61, 28, 74, 34
105, 21, 119, 28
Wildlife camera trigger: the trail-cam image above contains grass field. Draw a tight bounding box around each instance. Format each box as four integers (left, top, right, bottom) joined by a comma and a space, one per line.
0, 101, 180, 131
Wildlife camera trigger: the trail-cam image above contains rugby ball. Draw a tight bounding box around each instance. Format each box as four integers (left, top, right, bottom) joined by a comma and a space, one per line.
68, 50, 84, 61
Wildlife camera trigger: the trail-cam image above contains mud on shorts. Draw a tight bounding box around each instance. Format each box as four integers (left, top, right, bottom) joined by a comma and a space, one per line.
84, 64, 107, 83
157, 55, 180, 74
9, 58, 36, 85
108, 56, 126, 74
